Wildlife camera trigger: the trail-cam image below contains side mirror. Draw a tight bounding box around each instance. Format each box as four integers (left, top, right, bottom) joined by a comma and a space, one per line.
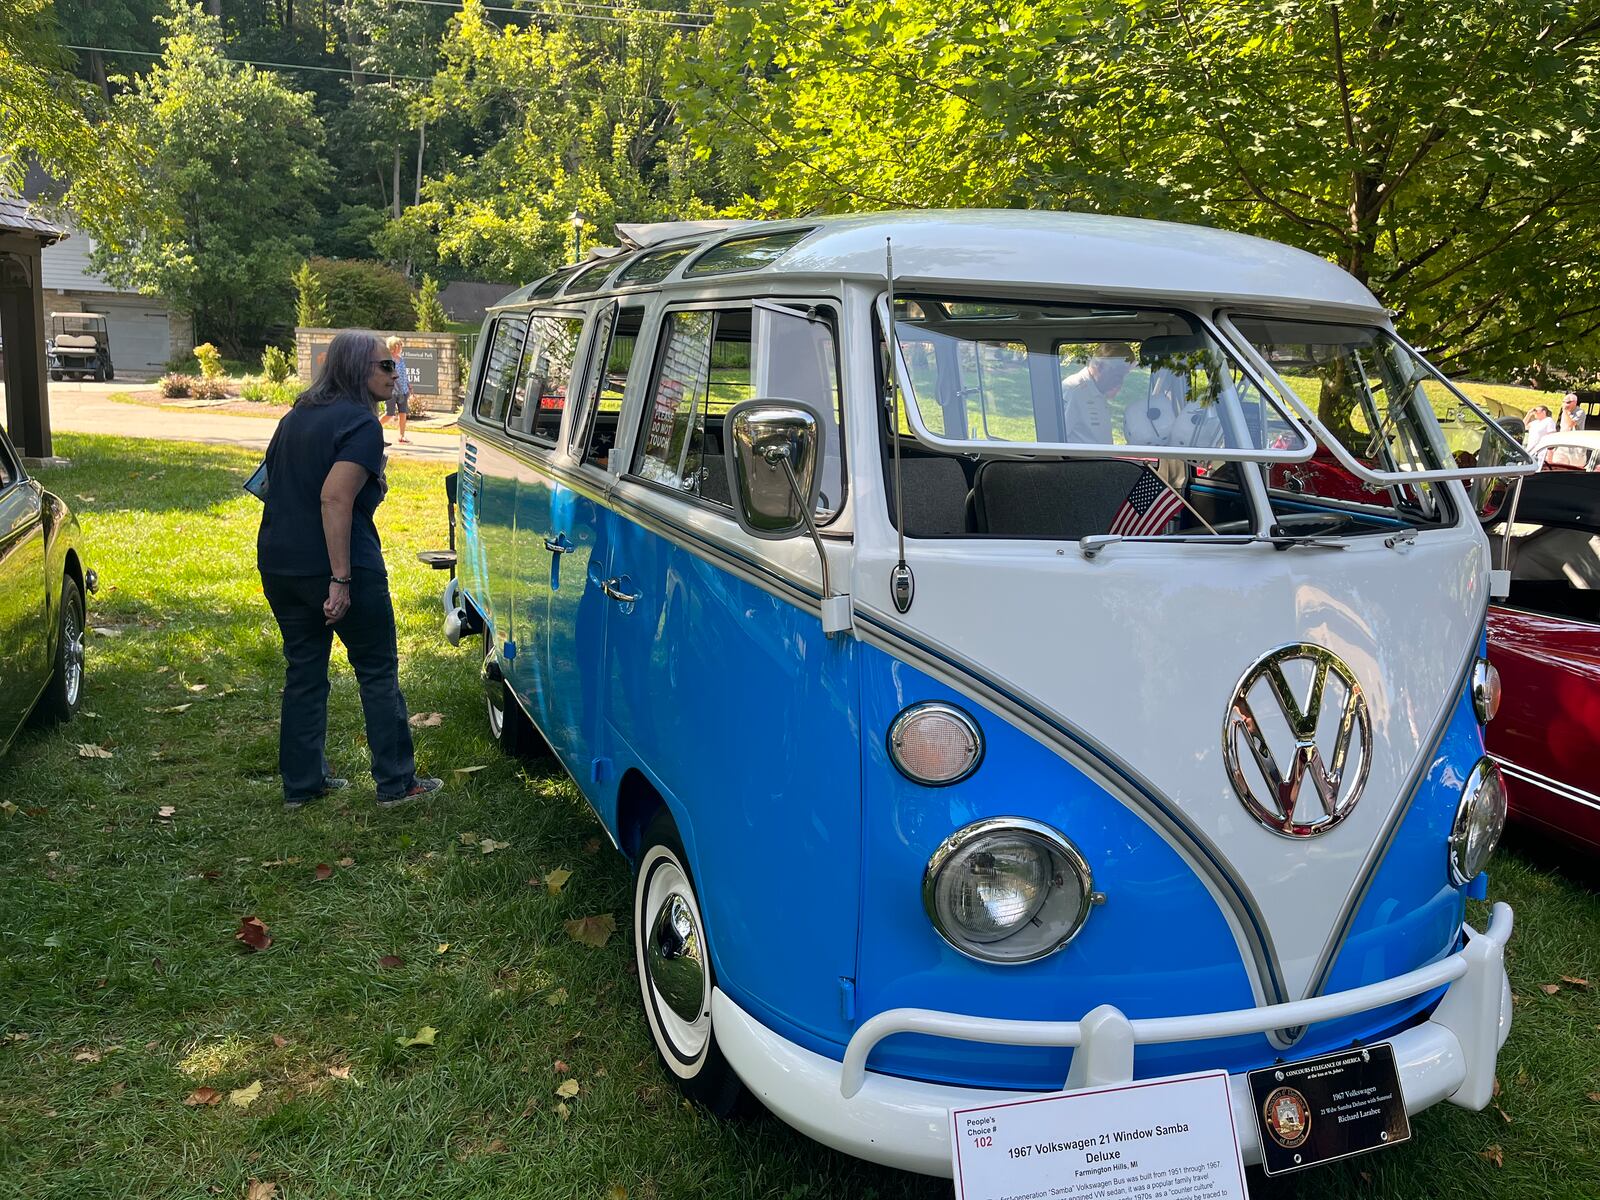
723, 399, 823, 540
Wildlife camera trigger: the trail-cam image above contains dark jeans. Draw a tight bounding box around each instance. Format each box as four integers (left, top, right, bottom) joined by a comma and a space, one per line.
261, 568, 416, 801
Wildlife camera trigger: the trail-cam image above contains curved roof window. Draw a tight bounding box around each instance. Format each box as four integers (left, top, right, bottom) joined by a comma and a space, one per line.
685, 227, 815, 277
530, 269, 577, 300
614, 244, 697, 287
559, 256, 626, 296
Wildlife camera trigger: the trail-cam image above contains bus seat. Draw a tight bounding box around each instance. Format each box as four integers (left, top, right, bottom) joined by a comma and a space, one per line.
967, 459, 1145, 538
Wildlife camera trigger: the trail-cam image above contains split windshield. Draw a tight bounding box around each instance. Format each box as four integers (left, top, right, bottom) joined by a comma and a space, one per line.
888, 297, 1312, 460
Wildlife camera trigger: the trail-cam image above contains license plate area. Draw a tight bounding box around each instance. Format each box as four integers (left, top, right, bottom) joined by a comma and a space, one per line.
1247, 1043, 1410, 1176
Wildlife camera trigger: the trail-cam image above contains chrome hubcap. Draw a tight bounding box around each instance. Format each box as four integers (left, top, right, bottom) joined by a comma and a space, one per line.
647, 892, 706, 1024
63, 601, 83, 705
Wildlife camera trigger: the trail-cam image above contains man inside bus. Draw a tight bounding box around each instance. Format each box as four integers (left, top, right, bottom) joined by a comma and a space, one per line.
1060, 341, 1135, 444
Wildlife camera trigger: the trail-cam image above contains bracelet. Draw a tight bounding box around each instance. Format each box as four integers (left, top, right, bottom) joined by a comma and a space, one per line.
331, 575, 352, 585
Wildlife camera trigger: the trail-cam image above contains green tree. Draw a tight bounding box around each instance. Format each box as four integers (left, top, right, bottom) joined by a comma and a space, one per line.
293, 259, 328, 327
90, 2, 327, 352
412, 273, 446, 331
309, 256, 415, 330
401, 0, 744, 281
686, 0, 1600, 380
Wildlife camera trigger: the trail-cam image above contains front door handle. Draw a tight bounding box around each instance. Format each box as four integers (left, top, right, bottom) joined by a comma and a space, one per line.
544, 533, 573, 555
600, 576, 639, 604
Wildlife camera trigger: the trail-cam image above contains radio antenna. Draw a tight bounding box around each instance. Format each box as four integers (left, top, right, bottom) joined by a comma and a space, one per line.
885, 239, 914, 613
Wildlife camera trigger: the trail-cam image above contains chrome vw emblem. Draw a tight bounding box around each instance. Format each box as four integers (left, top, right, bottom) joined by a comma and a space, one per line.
1223, 644, 1371, 837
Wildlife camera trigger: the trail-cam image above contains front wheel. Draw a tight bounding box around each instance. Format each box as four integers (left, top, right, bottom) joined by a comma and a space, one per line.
483, 634, 544, 758
633, 809, 745, 1115
40, 575, 85, 723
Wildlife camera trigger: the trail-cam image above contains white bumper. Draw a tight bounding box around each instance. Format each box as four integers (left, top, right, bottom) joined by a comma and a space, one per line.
716, 904, 1514, 1178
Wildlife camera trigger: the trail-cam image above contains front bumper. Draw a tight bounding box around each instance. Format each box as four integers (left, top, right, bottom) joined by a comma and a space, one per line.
717, 903, 1514, 1177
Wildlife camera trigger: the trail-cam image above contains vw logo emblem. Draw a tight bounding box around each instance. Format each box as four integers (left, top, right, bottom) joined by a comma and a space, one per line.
1223, 644, 1371, 837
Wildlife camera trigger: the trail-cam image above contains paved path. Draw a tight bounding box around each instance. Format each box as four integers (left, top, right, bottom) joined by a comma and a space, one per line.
32, 381, 461, 464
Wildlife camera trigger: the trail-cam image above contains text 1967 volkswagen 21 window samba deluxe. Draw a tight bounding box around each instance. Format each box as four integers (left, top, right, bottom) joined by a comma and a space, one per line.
438, 210, 1535, 1178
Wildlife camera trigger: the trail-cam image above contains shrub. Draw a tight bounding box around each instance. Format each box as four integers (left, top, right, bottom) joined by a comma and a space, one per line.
260, 345, 293, 383
309, 257, 415, 331
413, 274, 447, 332
191, 377, 229, 401
240, 378, 299, 406
293, 259, 328, 328
159, 373, 195, 398
193, 343, 224, 380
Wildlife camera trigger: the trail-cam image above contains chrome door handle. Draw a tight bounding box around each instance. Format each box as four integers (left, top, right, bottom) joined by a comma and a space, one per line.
544, 533, 573, 555
600, 576, 639, 603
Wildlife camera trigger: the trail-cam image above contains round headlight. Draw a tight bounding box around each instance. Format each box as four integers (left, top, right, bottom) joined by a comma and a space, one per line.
1449, 757, 1508, 886
1472, 658, 1502, 724
923, 818, 1096, 964
888, 703, 983, 786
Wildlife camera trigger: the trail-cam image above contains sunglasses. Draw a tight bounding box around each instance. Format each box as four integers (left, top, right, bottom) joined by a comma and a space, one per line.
370, 359, 398, 373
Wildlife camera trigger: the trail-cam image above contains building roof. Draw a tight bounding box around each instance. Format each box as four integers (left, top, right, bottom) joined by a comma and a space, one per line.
0, 192, 67, 244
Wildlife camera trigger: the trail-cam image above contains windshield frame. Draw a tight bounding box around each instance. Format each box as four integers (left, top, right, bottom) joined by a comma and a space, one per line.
1217, 312, 1537, 485
877, 293, 1319, 465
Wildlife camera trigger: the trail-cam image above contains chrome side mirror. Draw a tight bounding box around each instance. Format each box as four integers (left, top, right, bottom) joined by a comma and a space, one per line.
723, 399, 823, 540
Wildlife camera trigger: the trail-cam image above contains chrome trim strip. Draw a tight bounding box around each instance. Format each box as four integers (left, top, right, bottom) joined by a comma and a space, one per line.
1492, 755, 1600, 813
852, 602, 1289, 1010
1289, 616, 1485, 1042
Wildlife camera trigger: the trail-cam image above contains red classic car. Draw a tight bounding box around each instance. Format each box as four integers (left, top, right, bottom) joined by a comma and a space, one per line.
1484, 469, 1600, 855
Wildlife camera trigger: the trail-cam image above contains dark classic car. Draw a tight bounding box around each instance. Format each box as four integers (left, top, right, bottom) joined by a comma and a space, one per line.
1484, 467, 1600, 855
0, 419, 92, 756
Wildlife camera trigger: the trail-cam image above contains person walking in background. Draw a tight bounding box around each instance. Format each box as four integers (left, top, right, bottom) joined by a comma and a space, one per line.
256, 330, 442, 811
1524, 404, 1558, 466
378, 335, 412, 443
1550, 392, 1589, 469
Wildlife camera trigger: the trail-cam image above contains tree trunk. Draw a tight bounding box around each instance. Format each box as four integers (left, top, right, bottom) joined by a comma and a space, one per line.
392, 147, 403, 219
89, 50, 109, 102
414, 117, 427, 207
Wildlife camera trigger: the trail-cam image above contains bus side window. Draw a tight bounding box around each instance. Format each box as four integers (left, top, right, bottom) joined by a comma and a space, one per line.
474, 315, 529, 424
573, 306, 642, 470
634, 308, 753, 504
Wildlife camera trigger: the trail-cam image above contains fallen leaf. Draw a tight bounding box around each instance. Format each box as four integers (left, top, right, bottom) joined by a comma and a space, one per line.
271, 1035, 288, 1049
106, 1081, 126, 1098
155, 665, 169, 674
81, 710, 98, 718
184, 1087, 223, 1107
76, 744, 113, 759
156, 806, 176, 821
479, 838, 510, 855
457, 831, 478, 846
584, 837, 602, 854
0, 800, 15, 816
74, 1050, 102, 1063
454, 764, 488, 776
187, 683, 208, 693
395, 1026, 437, 1048
313, 863, 333, 882
553, 1059, 569, 1074
564, 914, 617, 948
245, 1181, 277, 1200
327, 1065, 351, 1080
408, 712, 444, 727
555, 1079, 580, 1099
525, 876, 542, 888
337, 857, 355, 867
435, 942, 449, 954
5, 1032, 30, 1043
378, 955, 405, 969
1493, 1103, 1511, 1123
235, 916, 272, 953
1586, 1092, 1600, 1103
228, 1080, 262, 1108
1539, 983, 1561, 996
1560, 975, 1589, 988
519, 1098, 538, 1118
91, 625, 122, 637
1480, 1144, 1504, 1168
545, 988, 569, 1007
554, 1101, 570, 1121
545, 867, 572, 896
1493, 1076, 1501, 1099
607, 1186, 628, 1200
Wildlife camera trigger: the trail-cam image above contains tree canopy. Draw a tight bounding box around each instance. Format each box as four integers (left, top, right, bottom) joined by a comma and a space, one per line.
682, 0, 1600, 380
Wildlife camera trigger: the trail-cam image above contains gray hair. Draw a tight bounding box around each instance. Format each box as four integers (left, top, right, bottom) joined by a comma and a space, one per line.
295, 330, 382, 409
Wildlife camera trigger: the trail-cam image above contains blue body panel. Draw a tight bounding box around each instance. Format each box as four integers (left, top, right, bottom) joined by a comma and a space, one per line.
455, 432, 1484, 1092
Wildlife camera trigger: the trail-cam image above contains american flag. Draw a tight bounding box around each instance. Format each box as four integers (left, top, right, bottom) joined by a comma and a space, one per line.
1110, 469, 1185, 536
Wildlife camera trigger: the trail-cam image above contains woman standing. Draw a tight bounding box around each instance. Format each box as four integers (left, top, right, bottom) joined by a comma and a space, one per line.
256, 330, 442, 810
378, 334, 412, 443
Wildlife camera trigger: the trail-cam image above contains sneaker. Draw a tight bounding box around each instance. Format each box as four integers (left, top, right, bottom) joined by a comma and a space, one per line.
376, 776, 443, 809
283, 776, 349, 812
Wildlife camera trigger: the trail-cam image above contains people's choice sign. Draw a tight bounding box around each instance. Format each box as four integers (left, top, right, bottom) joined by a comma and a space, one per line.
949, 1070, 1249, 1200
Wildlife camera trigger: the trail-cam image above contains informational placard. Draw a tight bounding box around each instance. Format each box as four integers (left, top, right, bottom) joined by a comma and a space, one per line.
307, 339, 441, 394
1246, 1043, 1409, 1176
950, 1070, 1249, 1200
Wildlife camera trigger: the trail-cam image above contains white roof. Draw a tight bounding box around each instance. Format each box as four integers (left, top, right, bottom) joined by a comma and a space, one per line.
764, 210, 1385, 313
614, 219, 754, 250
1538, 429, 1600, 451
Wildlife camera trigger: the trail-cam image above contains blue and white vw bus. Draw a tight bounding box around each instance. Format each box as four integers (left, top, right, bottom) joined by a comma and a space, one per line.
440, 210, 1533, 1177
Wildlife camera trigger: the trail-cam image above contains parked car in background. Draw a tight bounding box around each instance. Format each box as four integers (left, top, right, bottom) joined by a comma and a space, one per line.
45, 312, 114, 382
1485, 468, 1600, 855
1536, 428, 1600, 473
0, 419, 93, 756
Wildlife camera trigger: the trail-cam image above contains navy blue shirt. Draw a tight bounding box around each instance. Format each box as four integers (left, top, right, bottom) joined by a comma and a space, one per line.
257, 398, 387, 576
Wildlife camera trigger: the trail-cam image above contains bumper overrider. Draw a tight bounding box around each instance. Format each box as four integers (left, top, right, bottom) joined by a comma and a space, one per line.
718, 903, 1514, 1177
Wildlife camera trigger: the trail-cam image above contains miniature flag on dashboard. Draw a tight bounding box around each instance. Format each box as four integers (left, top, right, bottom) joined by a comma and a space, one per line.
1110, 469, 1185, 536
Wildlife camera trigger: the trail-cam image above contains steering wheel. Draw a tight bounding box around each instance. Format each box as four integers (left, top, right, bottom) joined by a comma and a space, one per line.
1207, 511, 1366, 537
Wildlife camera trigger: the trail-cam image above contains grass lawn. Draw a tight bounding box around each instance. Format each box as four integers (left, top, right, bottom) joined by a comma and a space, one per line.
1, 433, 1597, 1200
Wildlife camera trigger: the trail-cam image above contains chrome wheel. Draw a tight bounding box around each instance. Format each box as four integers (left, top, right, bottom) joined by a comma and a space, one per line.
62, 593, 84, 707
636, 847, 712, 1069
484, 639, 505, 739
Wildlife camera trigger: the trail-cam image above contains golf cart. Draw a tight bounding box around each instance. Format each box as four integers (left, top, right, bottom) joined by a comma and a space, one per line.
46, 313, 114, 382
